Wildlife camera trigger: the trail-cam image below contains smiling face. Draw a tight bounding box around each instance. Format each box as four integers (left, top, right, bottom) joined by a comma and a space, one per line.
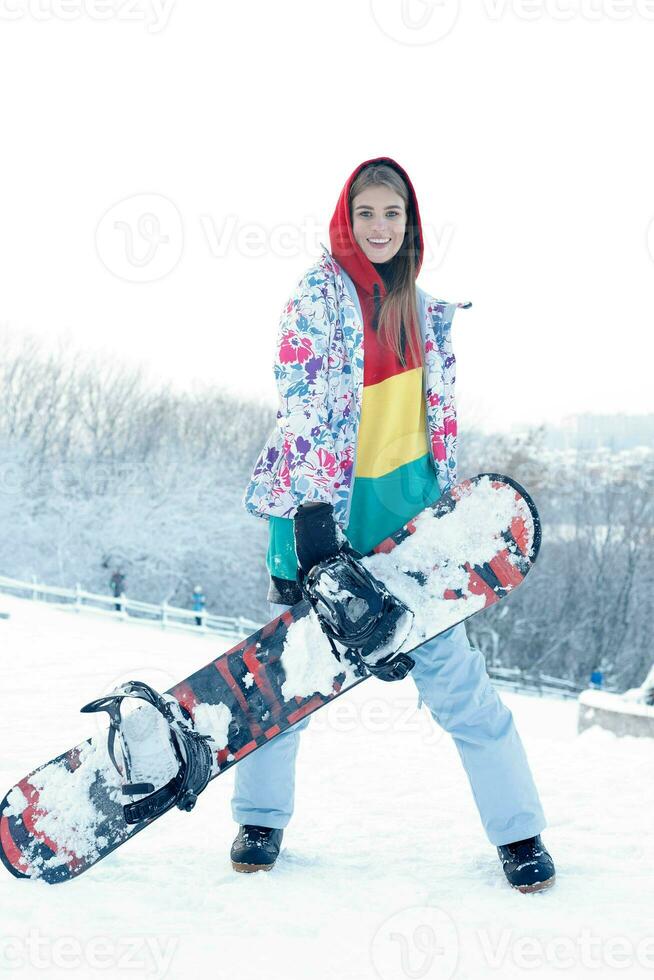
351, 183, 407, 264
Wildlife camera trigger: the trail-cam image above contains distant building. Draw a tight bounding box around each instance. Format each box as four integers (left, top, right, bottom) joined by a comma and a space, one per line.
540, 413, 654, 451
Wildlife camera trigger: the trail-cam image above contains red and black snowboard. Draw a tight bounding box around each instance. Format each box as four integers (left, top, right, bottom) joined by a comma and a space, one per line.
0, 473, 541, 884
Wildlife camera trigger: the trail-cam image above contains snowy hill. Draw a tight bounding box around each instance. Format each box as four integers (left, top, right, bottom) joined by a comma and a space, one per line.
0, 593, 653, 979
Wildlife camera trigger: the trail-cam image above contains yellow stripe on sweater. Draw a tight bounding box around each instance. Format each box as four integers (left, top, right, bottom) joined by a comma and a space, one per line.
354, 366, 430, 479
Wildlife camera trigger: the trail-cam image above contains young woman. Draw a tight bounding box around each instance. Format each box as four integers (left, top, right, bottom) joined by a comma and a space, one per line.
235, 157, 556, 893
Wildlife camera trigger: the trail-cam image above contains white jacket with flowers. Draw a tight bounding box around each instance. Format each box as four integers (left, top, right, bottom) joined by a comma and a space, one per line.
242, 244, 470, 529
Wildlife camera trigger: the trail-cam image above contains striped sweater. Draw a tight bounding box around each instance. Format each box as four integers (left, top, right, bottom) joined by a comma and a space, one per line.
266, 286, 442, 582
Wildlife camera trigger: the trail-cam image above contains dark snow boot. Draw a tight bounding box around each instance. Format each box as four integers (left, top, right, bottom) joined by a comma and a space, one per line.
497, 834, 556, 893
230, 824, 284, 873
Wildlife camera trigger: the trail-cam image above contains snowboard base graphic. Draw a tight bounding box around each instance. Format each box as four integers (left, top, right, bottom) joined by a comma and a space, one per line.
0, 473, 541, 883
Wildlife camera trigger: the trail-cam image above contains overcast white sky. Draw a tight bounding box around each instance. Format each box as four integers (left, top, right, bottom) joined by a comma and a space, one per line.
1, 0, 653, 433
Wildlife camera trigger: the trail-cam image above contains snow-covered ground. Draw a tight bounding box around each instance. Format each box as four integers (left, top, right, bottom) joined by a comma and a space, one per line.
0, 592, 653, 980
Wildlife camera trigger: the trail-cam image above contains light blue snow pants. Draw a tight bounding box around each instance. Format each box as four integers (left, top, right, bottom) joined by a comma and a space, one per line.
231, 602, 547, 847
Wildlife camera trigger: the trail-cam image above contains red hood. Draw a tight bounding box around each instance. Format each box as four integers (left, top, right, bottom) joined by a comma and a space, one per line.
328, 156, 424, 297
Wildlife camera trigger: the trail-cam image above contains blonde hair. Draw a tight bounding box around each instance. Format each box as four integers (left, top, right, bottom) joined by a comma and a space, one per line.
349, 163, 422, 367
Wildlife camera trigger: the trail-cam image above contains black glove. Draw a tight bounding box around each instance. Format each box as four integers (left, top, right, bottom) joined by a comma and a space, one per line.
294, 502, 340, 581
293, 502, 364, 585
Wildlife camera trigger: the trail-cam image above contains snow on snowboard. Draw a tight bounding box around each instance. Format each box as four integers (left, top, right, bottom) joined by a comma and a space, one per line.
0, 473, 541, 884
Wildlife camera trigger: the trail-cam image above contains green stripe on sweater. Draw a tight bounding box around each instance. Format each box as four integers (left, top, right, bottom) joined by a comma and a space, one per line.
266, 452, 441, 582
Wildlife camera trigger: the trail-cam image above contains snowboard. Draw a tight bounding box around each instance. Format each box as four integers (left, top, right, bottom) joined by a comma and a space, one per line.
0, 473, 541, 884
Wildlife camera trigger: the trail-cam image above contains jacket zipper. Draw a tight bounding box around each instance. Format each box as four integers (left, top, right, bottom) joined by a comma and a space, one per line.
417, 288, 439, 474
338, 265, 362, 529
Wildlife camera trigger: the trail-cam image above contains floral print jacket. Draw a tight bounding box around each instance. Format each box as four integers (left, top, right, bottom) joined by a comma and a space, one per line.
242, 244, 471, 529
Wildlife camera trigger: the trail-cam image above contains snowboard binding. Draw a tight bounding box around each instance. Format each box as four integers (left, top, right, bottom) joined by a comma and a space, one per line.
301, 550, 416, 682
81, 681, 214, 825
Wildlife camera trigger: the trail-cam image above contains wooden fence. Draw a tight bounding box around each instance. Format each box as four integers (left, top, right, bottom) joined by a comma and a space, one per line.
0, 574, 259, 640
